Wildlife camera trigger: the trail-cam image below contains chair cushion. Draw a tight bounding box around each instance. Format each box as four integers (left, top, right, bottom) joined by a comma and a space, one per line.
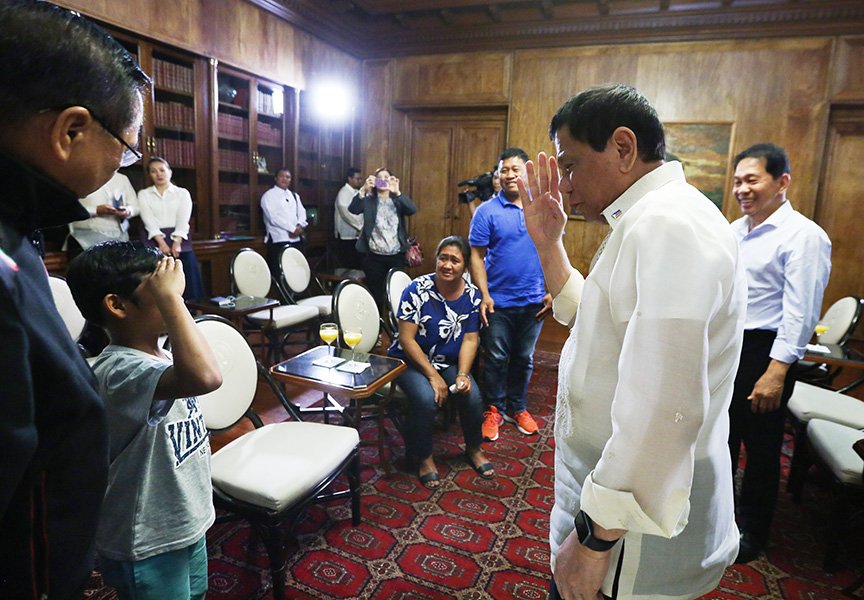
246, 304, 318, 328
211, 421, 359, 512
298, 295, 332, 316
807, 418, 864, 486
788, 382, 864, 429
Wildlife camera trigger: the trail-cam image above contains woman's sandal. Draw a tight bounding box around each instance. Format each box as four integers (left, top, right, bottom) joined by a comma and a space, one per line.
419, 470, 441, 489
464, 452, 495, 479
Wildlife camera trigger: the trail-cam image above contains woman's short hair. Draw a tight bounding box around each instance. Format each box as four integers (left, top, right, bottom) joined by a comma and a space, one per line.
436, 236, 470, 262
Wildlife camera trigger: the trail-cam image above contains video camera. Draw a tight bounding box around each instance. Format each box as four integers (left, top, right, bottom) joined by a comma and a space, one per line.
457, 171, 495, 204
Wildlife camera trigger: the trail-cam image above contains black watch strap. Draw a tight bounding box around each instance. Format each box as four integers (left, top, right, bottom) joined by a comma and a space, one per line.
574, 510, 619, 552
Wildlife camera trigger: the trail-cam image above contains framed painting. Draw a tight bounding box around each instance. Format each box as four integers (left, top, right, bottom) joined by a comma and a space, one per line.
664, 122, 734, 211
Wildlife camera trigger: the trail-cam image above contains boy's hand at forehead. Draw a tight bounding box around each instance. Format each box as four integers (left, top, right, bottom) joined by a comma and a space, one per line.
143, 256, 186, 305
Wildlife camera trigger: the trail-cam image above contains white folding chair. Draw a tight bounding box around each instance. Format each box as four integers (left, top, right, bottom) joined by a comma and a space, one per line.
786, 382, 864, 499
385, 268, 412, 338
796, 418, 863, 572
278, 246, 332, 318
230, 248, 318, 362
195, 315, 360, 599
48, 275, 87, 341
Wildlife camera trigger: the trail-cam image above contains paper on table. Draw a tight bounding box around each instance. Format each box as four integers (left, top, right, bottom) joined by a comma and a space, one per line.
805, 343, 831, 354
336, 360, 371, 374
312, 355, 346, 368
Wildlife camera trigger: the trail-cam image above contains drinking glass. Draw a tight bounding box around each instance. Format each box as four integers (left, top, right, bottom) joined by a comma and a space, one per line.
814, 324, 829, 341
343, 329, 363, 363
319, 323, 338, 356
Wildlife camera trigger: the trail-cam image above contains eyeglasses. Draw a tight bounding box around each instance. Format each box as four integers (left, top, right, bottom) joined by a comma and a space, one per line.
90, 113, 142, 167
40, 105, 142, 168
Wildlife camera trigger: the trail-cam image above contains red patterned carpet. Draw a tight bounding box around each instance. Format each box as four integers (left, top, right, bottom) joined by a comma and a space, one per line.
82, 350, 863, 599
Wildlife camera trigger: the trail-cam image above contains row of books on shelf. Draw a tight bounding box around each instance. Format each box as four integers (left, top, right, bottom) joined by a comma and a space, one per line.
256, 93, 280, 117
155, 138, 195, 168
218, 113, 249, 141
155, 101, 194, 131
219, 149, 250, 172
153, 58, 194, 95
256, 121, 282, 146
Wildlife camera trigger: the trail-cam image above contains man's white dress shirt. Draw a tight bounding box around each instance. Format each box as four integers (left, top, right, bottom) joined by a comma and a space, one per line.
730, 200, 831, 364
335, 183, 363, 240
550, 162, 747, 599
70, 172, 138, 248
137, 184, 192, 241
261, 186, 307, 243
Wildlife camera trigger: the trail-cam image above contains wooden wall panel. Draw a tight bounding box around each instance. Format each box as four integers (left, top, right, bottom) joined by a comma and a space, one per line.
831, 36, 864, 101
390, 52, 512, 106
360, 60, 393, 175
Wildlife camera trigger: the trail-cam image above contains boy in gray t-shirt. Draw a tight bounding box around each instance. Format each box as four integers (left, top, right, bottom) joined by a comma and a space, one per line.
67, 242, 222, 600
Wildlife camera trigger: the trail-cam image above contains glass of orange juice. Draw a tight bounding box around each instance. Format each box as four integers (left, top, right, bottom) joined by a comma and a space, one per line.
319, 323, 338, 355
814, 324, 829, 340
343, 329, 363, 363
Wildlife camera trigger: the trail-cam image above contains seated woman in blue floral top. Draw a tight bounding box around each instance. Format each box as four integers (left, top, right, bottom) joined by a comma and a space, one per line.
388, 236, 493, 488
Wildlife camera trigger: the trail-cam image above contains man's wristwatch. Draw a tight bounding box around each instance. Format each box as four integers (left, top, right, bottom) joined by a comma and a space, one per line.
574, 510, 618, 552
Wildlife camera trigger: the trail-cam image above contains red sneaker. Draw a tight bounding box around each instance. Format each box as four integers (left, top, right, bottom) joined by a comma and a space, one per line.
503, 410, 538, 435
482, 406, 502, 442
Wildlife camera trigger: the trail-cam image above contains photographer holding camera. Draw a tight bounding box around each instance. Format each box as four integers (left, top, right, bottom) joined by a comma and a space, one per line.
459, 167, 501, 217
349, 167, 417, 308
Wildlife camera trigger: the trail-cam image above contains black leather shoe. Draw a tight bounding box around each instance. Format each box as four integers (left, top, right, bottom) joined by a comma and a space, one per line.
735, 531, 766, 564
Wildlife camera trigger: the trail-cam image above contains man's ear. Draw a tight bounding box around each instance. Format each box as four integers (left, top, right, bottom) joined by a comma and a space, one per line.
103, 293, 129, 320
777, 172, 791, 195
48, 106, 94, 163
610, 127, 639, 174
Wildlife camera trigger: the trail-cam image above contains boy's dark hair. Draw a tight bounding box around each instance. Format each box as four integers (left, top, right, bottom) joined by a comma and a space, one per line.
436, 235, 471, 262
0, 0, 150, 132
498, 147, 529, 164
67, 241, 162, 326
733, 143, 790, 179
549, 83, 666, 162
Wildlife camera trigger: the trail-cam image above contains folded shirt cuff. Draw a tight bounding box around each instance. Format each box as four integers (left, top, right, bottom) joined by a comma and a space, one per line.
581, 471, 690, 539
552, 270, 585, 327
769, 339, 802, 364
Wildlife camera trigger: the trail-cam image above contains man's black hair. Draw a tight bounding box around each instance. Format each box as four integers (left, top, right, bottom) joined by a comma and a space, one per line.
498, 147, 529, 164
733, 143, 790, 179
0, 0, 150, 133
549, 83, 665, 162
67, 241, 162, 326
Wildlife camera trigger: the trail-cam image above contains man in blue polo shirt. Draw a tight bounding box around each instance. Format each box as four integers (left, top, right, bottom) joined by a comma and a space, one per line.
469, 147, 552, 442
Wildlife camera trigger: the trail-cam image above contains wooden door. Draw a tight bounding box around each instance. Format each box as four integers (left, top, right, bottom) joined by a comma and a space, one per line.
402, 111, 507, 274
815, 108, 864, 310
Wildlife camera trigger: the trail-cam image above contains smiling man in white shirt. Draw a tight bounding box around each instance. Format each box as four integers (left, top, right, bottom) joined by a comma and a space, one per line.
520, 83, 747, 600
727, 143, 831, 563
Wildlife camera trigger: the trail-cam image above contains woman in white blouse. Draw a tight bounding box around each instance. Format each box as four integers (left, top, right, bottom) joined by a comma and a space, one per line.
138, 157, 205, 299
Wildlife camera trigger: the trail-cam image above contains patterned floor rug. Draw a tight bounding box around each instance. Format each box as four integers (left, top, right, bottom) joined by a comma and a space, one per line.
82, 350, 863, 599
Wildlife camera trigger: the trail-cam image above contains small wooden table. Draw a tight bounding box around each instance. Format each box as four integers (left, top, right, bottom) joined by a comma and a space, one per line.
803, 343, 864, 393
804, 343, 864, 370
185, 295, 279, 330
270, 345, 406, 470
